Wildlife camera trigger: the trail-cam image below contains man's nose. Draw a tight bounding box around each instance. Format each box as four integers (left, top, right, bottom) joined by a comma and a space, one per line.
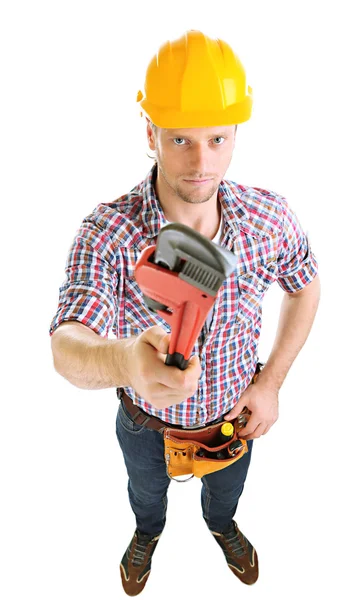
189, 143, 211, 174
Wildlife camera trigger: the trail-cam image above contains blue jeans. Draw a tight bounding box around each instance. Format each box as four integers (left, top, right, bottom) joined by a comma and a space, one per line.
115, 399, 254, 537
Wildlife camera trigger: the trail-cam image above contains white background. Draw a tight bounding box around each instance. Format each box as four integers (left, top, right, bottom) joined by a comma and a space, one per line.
1, 0, 357, 598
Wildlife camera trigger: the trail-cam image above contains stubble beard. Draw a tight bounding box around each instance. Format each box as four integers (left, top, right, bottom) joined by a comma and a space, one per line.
175, 181, 218, 204
157, 161, 218, 205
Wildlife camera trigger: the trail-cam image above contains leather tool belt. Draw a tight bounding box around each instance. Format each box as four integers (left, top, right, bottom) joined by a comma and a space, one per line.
120, 362, 263, 482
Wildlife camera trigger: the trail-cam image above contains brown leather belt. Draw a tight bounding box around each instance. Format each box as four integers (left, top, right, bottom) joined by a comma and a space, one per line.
120, 390, 224, 433
119, 362, 263, 434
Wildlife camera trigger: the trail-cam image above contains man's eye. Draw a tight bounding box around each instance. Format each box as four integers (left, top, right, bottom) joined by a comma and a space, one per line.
213, 137, 225, 144
173, 138, 186, 145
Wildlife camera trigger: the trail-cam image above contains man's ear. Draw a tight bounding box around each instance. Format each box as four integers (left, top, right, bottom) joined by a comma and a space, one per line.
146, 119, 156, 151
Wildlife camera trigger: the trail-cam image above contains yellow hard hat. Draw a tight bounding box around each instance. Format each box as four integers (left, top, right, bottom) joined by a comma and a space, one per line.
136, 30, 253, 128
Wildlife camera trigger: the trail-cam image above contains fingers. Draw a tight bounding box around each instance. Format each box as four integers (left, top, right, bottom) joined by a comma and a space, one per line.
240, 419, 272, 440
188, 353, 201, 378
143, 358, 200, 409
223, 400, 246, 420
143, 326, 170, 354
145, 381, 187, 402
156, 353, 201, 392
241, 423, 266, 440
133, 327, 202, 408
239, 415, 260, 438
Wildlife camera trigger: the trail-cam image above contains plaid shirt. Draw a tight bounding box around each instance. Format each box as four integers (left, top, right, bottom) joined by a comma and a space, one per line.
49, 164, 318, 426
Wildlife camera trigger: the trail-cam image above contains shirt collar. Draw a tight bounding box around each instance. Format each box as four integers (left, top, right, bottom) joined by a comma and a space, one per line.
140, 163, 250, 240
218, 179, 249, 240
140, 164, 167, 239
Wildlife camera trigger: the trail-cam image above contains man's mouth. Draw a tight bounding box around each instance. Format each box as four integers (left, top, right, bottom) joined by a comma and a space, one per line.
183, 178, 212, 185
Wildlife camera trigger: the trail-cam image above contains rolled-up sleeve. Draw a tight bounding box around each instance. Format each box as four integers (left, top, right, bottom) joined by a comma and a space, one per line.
49, 217, 119, 337
277, 197, 318, 293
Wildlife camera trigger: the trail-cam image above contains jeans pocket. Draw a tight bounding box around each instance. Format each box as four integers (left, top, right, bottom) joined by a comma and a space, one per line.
116, 401, 146, 435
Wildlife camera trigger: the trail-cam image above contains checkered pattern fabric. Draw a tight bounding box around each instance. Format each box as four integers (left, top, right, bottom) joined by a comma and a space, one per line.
49, 164, 318, 426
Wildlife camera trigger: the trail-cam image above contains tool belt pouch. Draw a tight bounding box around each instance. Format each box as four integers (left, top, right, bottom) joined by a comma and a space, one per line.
163, 417, 248, 481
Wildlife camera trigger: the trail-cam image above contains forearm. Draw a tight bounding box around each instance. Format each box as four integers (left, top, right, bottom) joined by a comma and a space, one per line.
258, 275, 320, 392
50, 321, 135, 390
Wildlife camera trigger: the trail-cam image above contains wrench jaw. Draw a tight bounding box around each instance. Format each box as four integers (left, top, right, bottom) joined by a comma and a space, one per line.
142, 295, 168, 313
154, 222, 238, 278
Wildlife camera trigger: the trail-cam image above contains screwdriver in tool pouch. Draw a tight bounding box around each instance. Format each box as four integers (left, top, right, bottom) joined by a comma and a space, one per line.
212, 423, 234, 459
199, 424, 235, 460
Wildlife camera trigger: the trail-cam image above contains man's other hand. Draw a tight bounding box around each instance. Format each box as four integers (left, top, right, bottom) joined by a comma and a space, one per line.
224, 381, 279, 439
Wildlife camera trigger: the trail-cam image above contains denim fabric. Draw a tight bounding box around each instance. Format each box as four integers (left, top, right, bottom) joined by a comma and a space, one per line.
115, 399, 253, 537
201, 438, 253, 532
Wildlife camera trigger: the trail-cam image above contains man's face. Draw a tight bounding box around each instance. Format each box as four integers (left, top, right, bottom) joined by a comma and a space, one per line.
147, 121, 236, 205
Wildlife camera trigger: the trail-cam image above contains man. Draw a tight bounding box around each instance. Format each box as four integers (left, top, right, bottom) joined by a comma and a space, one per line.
50, 30, 320, 595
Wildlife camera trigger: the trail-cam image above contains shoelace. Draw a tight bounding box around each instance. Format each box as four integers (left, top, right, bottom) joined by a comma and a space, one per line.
131, 533, 153, 567
222, 523, 247, 557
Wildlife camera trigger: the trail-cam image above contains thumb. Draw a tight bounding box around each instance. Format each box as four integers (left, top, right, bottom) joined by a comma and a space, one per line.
188, 353, 201, 375
144, 326, 170, 354
224, 396, 247, 420
188, 354, 200, 368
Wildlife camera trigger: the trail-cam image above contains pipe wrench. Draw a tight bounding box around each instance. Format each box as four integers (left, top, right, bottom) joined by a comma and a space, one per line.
134, 223, 238, 370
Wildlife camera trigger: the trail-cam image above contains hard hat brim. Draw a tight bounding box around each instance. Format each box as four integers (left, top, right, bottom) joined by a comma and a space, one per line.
138, 94, 253, 129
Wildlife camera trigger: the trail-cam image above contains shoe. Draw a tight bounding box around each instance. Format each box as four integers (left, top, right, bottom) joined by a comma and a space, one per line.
209, 520, 258, 585
120, 528, 162, 596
